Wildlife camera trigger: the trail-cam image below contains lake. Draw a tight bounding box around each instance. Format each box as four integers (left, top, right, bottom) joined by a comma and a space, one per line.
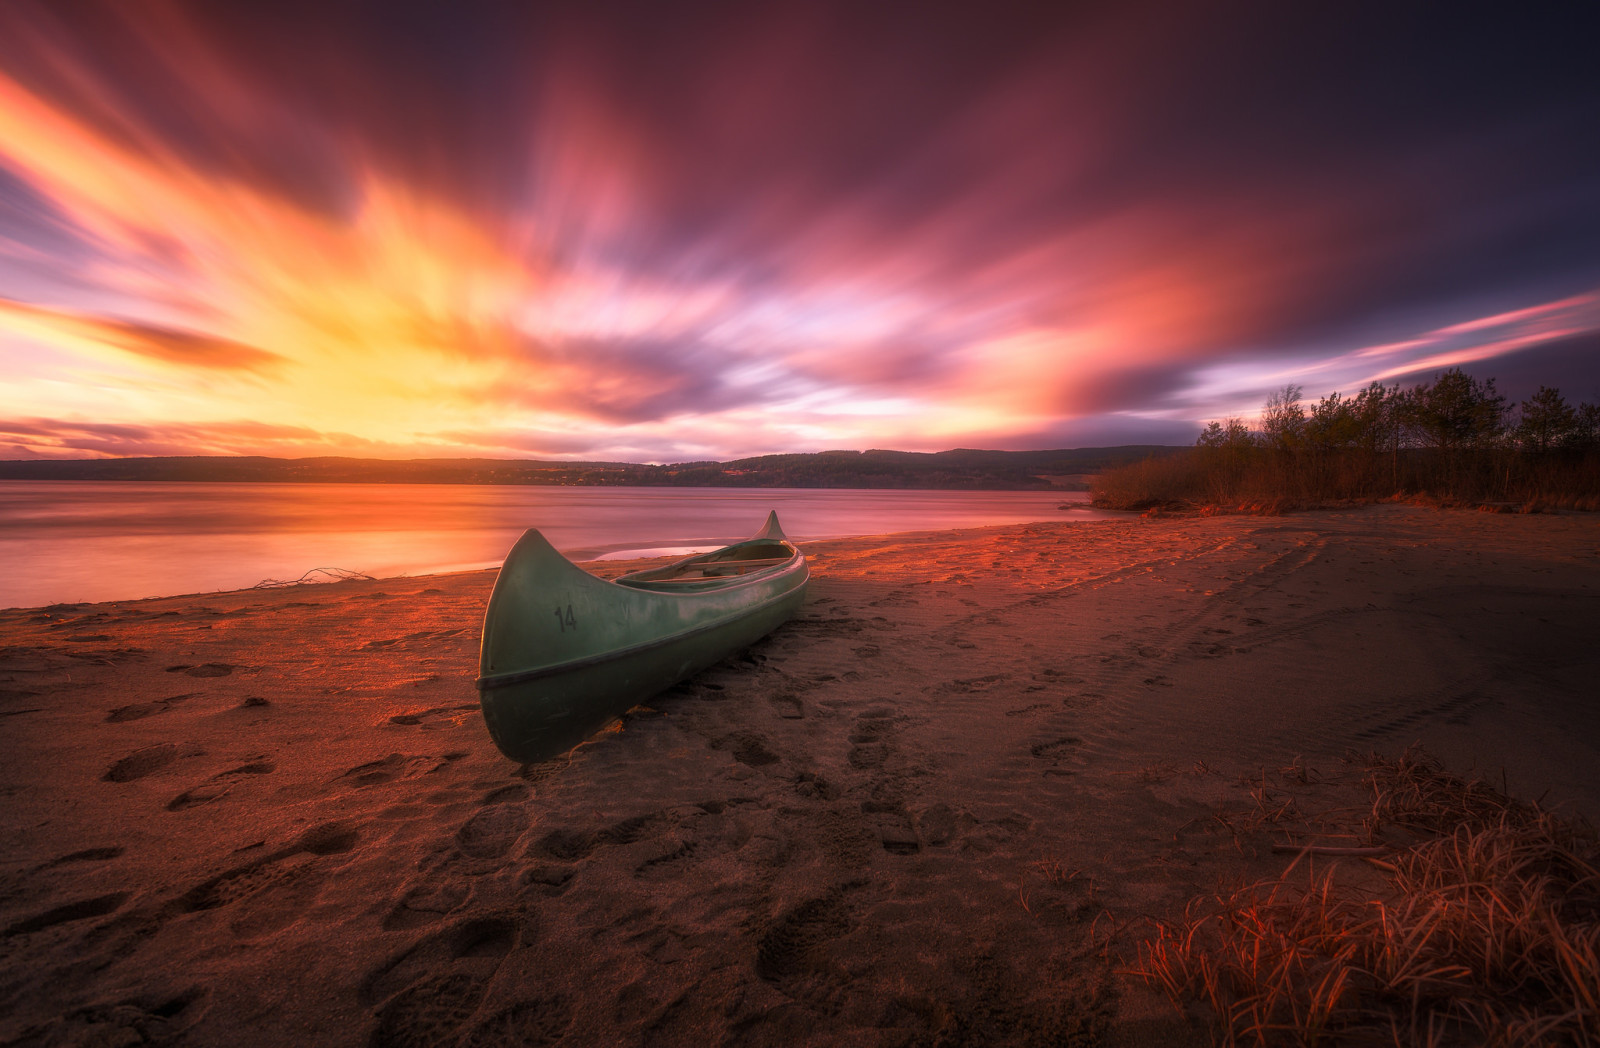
0, 482, 1118, 609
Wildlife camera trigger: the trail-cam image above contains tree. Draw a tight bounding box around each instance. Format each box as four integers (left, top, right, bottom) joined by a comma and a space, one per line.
1260, 385, 1306, 453
1196, 418, 1254, 449
1576, 403, 1600, 449
1349, 383, 1400, 453
1401, 369, 1506, 451
1305, 391, 1356, 450
1514, 386, 1578, 452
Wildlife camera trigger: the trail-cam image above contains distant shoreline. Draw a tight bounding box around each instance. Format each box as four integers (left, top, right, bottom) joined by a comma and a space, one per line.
0, 447, 1184, 491
0, 485, 1098, 610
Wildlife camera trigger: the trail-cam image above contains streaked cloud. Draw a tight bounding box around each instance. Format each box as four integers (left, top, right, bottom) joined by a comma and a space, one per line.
1, 1, 1597, 460
0, 298, 283, 371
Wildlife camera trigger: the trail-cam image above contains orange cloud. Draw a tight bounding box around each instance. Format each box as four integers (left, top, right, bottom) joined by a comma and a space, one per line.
0, 298, 282, 371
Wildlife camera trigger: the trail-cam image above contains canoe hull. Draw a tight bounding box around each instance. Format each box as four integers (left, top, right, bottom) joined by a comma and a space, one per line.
476, 514, 808, 763
479, 583, 804, 762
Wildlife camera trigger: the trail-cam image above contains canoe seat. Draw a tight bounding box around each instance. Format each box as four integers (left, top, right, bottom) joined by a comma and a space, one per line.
619, 558, 797, 586
701, 557, 795, 576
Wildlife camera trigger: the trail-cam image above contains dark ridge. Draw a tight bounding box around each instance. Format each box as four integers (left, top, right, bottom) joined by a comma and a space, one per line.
0, 447, 1186, 491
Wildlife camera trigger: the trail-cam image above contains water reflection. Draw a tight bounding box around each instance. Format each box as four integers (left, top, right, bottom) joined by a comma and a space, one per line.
0, 482, 1115, 608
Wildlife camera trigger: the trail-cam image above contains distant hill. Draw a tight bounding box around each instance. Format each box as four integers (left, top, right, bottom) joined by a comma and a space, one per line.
0, 447, 1187, 490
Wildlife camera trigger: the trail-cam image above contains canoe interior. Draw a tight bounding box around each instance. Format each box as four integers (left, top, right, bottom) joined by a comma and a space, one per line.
614, 539, 800, 589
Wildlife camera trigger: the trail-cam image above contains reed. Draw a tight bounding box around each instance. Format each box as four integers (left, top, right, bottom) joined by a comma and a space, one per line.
1090, 447, 1600, 513
1084, 453, 1209, 511
1128, 749, 1600, 1045
1092, 374, 1600, 513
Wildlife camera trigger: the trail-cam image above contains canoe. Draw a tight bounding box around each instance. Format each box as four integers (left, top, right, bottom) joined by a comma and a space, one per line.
475, 511, 809, 763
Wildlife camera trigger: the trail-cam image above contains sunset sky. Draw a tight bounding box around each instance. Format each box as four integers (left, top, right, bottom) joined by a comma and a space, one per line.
2, 1, 1597, 463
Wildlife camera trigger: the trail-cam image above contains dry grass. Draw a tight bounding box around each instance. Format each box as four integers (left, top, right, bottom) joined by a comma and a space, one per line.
1090, 448, 1600, 514
1089, 453, 1209, 511
1128, 748, 1600, 1046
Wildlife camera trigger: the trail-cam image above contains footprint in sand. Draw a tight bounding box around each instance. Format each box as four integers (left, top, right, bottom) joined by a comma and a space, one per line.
1030, 737, 1082, 761
455, 803, 531, 860
388, 703, 479, 728
1351, 689, 1487, 742
338, 753, 457, 787
847, 711, 896, 770
169, 858, 275, 914
788, 616, 893, 639
226, 857, 330, 940
166, 785, 232, 812
171, 820, 359, 914
792, 770, 838, 801
526, 808, 671, 869
1005, 703, 1052, 718
4, 892, 130, 937
370, 973, 488, 1048
223, 759, 276, 776
103, 743, 203, 783
383, 882, 473, 931
596, 811, 670, 847
712, 732, 782, 767
860, 800, 919, 855
165, 663, 236, 677
847, 745, 886, 770
481, 784, 528, 805
166, 759, 275, 811
768, 692, 805, 719
363, 914, 528, 1047
362, 914, 522, 1006
755, 888, 857, 1003
106, 693, 197, 723
37, 845, 124, 870
23, 988, 206, 1046
945, 674, 1007, 694
458, 996, 573, 1048
633, 835, 696, 877
915, 803, 963, 847
517, 866, 574, 895
530, 827, 596, 863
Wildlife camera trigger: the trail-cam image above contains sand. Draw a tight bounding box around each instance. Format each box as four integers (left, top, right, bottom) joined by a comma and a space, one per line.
2, 504, 1597, 1047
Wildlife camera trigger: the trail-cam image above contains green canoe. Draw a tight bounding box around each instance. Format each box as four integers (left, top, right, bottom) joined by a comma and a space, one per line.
476, 511, 809, 763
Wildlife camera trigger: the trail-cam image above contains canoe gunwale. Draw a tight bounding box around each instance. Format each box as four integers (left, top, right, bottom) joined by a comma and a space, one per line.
475, 581, 803, 693
612, 537, 798, 585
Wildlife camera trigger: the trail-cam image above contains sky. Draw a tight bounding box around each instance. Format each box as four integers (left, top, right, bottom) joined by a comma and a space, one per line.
1, 1, 1598, 463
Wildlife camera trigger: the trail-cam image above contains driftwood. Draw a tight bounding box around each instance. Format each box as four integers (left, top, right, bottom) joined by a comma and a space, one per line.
253, 567, 375, 589
1270, 843, 1392, 857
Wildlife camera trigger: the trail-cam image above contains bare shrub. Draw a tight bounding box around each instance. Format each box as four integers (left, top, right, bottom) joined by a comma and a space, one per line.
1091, 373, 1599, 512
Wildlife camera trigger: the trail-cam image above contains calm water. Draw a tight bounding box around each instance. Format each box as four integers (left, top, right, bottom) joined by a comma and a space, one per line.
0, 482, 1115, 608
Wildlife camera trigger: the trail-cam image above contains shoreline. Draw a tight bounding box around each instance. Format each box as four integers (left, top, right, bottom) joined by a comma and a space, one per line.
0, 487, 1100, 612
3, 505, 1596, 1045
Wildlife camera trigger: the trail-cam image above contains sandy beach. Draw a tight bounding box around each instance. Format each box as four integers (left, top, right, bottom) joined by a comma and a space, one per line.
2, 505, 1597, 1047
